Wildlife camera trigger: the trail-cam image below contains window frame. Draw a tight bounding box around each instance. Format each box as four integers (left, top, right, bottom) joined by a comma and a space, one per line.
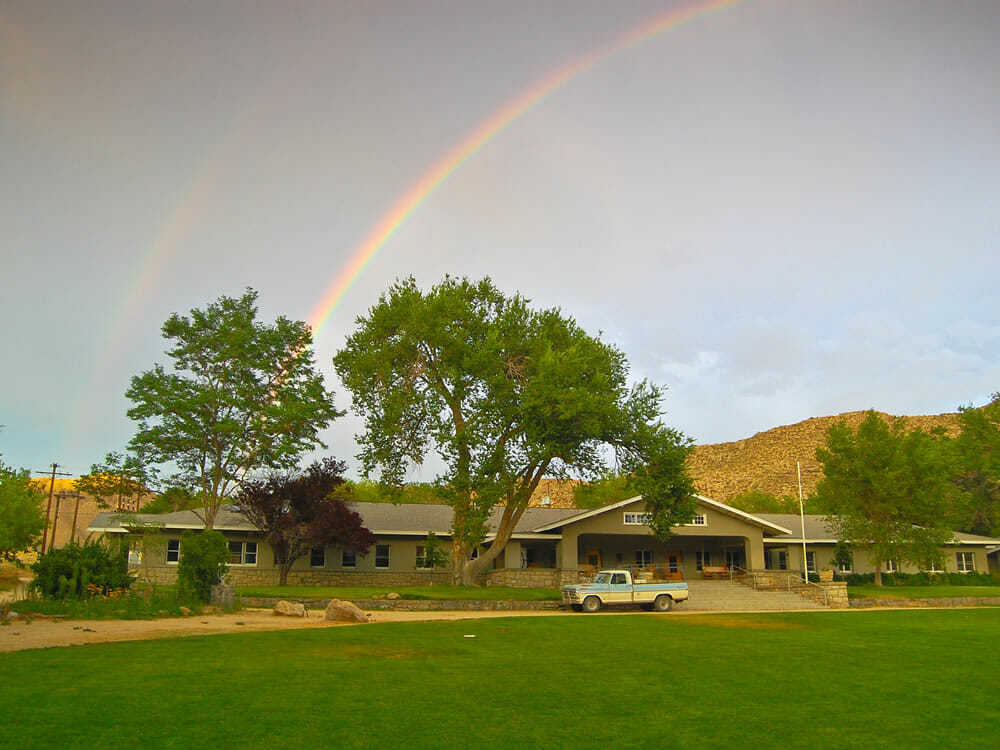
227, 540, 258, 567
375, 544, 390, 569
310, 546, 326, 568
695, 551, 711, 571
341, 549, 357, 568
956, 551, 975, 573
635, 549, 653, 567
166, 539, 180, 565
623, 512, 652, 526
685, 514, 708, 527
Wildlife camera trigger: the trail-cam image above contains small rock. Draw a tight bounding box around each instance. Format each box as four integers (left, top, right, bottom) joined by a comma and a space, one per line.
179, 606, 193, 616
324, 599, 368, 623
273, 600, 306, 617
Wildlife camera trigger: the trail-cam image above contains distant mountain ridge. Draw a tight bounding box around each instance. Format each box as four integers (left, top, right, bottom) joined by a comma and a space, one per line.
687, 410, 961, 504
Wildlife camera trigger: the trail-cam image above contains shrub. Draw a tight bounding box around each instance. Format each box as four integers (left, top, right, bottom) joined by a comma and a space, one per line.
30, 539, 133, 599
176, 530, 229, 603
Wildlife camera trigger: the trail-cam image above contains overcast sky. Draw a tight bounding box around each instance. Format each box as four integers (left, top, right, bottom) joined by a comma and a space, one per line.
2, 0, 998, 481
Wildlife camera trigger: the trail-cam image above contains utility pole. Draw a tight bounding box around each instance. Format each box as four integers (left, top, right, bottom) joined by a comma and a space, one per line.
37, 463, 72, 554
63, 490, 84, 544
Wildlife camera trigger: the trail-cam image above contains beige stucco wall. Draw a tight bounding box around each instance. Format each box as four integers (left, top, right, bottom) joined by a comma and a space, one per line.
558, 499, 767, 575
765, 543, 993, 576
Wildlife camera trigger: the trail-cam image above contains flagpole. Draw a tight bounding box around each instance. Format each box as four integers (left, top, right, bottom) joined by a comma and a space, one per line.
798, 461, 808, 583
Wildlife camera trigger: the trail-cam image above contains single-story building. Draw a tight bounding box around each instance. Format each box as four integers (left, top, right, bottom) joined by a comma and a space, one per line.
89, 495, 1000, 587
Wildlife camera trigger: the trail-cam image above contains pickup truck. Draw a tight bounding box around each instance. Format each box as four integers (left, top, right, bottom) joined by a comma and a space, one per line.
562, 569, 689, 613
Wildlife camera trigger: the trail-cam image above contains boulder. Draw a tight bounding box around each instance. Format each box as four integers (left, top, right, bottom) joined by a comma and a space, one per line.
324, 599, 368, 623
273, 600, 307, 617
386, 592, 401, 600
179, 606, 193, 616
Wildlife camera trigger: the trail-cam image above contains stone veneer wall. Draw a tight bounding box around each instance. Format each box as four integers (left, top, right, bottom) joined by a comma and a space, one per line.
134, 566, 452, 587
484, 568, 584, 588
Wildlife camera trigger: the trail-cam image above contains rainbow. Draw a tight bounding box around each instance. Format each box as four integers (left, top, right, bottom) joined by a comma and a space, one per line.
307, 0, 744, 339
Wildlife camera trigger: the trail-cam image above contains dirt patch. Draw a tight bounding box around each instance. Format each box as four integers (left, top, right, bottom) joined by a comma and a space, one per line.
0, 608, 576, 653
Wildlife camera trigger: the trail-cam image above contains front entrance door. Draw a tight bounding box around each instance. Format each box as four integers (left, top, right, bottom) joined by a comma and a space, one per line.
585, 548, 602, 571
667, 552, 683, 579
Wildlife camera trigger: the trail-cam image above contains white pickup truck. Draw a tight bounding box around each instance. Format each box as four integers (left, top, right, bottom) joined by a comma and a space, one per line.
562, 569, 689, 613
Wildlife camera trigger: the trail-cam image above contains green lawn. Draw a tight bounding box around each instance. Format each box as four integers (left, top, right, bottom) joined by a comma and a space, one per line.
236, 584, 560, 601
4, 609, 999, 748
848, 584, 1000, 600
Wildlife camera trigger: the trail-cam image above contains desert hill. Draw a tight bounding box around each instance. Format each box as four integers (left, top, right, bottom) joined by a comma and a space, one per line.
687, 410, 961, 504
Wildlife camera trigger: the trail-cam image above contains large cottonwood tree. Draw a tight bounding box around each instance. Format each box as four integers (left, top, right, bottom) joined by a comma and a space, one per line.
127, 290, 341, 528
334, 276, 695, 585
815, 410, 955, 585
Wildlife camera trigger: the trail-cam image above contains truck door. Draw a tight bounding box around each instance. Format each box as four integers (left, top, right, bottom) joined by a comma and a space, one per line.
607, 572, 632, 603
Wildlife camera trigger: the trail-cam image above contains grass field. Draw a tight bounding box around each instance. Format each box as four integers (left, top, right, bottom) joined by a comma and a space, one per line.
4, 609, 998, 748
235, 584, 560, 600
848, 584, 1000, 599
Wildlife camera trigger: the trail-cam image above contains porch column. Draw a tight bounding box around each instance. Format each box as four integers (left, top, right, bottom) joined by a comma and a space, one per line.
503, 541, 522, 570
745, 535, 765, 571
560, 530, 579, 571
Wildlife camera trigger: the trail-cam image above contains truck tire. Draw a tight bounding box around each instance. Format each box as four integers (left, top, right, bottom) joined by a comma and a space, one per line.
582, 596, 602, 613
653, 594, 673, 612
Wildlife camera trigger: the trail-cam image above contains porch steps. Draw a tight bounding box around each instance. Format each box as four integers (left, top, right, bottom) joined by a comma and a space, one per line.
681, 580, 827, 611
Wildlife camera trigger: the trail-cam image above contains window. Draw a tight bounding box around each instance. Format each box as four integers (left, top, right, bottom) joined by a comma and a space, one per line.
228, 541, 258, 566
310, 546, 326, 568
956, 552, 975, 573
624, 512, 652, 525
696, 551, 711, 571
885, 559, 898, 573
375, 544, 390, 569
806, 551, 816, 574
342, 549, 357, 568
416, 546, 433, 569
926, 559, 944, 574
166, 539, 180, 564
635, 550, 652, 567
686, 515, 707, 527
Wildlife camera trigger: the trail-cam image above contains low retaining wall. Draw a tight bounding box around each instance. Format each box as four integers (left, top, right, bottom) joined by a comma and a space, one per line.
484, 569, 583, 588
134, 567, 452, 587
850, 596, 1000, 609
242, 597, 560, 611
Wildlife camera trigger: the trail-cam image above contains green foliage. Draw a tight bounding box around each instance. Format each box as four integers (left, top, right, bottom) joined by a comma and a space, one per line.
416, 532, 449, 569
573, 472, 640, 509
953, 392, 1000, 536
176, 530, 229, 603
30, 539, 133, 599
139, 485, 202, 514
344, 479, 449, 504
334, 276, 694, 583
13, 586, 193, 619
726, 489, 801, 514
830, 540, 853, 572
815, 410, 957, 585
0, 461, 47, 562
841, 571, 998, 587
126, 289, 342, 528
74, 450, 154, 511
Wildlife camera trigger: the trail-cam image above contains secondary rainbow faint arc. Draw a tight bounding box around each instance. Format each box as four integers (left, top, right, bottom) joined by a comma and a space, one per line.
307, 0, 743, 339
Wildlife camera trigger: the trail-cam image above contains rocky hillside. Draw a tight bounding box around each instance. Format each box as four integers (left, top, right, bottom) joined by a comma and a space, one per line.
687, 411, 961, 504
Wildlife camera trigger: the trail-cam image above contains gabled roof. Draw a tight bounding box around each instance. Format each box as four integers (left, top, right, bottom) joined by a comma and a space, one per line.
528, 495, 793, 535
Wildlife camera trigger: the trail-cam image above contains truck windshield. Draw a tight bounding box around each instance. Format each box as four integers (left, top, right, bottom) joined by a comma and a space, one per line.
593, 573, 611, 584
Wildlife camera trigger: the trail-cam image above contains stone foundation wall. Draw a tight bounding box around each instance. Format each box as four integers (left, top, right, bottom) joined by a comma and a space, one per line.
134, 566, 452, 588
803, 581, 849, 609
485, 568, 587, 588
